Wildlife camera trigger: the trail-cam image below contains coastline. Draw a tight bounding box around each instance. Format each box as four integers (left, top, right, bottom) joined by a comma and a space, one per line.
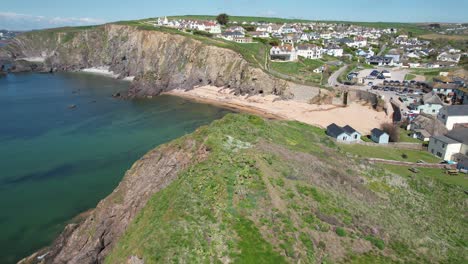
80, 67, 135, 81
166, 86, 390, 133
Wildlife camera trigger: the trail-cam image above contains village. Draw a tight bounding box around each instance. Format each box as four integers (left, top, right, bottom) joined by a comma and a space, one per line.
149, 16, 468, 172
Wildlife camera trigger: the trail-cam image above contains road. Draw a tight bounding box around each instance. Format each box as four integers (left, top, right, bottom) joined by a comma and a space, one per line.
377, 44, 387, 56
328, 64, 348, 87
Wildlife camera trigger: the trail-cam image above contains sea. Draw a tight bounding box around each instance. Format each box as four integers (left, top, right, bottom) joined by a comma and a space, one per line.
0, 72, 231, 263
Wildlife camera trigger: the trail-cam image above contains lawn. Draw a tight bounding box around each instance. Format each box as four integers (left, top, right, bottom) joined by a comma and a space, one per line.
380, 164, 468, 189
339, 143, 441, 163
404, 74, 416, 81
398, 128, 421, 143
270, 57, 325, 86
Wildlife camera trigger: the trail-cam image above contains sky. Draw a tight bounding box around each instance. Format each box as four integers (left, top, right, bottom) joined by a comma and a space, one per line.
1, 0, 467, 30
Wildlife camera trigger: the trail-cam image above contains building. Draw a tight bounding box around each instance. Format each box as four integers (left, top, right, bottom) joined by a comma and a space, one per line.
412, 93, 444, 115
326, 123, 361, 142
370, 128, 389, 144
428, 128, 468, 161
221, 31, 245, 41
437, 105, 468, 130
432, 83, 459, 97
251, 31, 269, 38
408, 113, 448, 141
366, 56, 395, 66
324, 45, 343, 57
296, 44, 323, 59
428, 135, 462, 161
270, 45, 297, 61
437, 52, 461, 63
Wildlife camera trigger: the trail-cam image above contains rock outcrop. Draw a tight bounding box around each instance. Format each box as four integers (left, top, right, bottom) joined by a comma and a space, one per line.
1, 24, 302, 98
20, 137, 209, 264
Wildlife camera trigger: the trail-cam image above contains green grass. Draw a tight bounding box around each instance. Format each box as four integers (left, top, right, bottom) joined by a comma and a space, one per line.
380, 164, 468, 189
103, 114, 466, 263
270, 57, 327, 86
409, 68, 459, 82
169, 15, 314, 24
398, 128, 421, 143
339, 143, 441, 163
404, 74, 417, 81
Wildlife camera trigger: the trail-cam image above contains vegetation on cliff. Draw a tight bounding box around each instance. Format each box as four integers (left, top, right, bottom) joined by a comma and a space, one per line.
102, 114, 466, 263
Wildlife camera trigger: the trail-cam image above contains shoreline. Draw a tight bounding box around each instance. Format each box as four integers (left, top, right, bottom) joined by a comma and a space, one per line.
166, 86, 390, 133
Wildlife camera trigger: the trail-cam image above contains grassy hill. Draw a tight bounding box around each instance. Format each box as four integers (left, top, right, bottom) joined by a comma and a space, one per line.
105, 114, 467, 263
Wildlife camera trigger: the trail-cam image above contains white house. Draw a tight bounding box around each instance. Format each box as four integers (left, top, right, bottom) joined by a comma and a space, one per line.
270, 45, 297, 61
326, 123, 361, 142
324, 45, 343, 57
251, 31, 269, 38
415, 93, 444, 115
428, 136, 462, 161
437, 105, 468, 130
437, 52, 461, 63
428, 128, 468, 161
371, 128, 389, 144
296, 44, 323, 59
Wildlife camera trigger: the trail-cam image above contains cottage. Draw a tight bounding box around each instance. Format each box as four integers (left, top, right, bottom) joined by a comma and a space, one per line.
324, 45, 343, 57
326, 123, 361, 142
370, 128, 389, 144
413, 92, 444, 115
437, 105, 468, 130
221, 31, 245, 41
408, 113, 448, 140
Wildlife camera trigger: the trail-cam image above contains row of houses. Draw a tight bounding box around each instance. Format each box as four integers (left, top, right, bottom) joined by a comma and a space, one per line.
326, 124, 390, 144
270, 43, 344, 61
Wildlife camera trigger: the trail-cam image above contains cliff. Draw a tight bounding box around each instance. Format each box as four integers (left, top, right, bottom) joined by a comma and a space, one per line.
20, 114, 467, 264
1, 24, 307, 98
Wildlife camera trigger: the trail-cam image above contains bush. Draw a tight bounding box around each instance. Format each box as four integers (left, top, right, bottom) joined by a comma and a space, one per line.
193, 30, 213, 38
335, 227, 346, 237
402, 153, 408, 159
365, 235, 385, 250
380, 122, 400, 142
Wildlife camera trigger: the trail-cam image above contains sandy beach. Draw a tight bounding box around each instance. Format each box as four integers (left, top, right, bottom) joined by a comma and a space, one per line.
166, 86, 391, 134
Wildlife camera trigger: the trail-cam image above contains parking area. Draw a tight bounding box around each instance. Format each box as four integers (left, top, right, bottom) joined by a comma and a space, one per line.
355, 67, 409, 86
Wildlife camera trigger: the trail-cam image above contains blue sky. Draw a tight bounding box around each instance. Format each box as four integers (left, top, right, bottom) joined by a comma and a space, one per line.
1, 0, 467, 30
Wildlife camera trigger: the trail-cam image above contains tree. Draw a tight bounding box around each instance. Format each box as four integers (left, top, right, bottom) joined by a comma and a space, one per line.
380, 122, 400, 142
216, 13, 229, 25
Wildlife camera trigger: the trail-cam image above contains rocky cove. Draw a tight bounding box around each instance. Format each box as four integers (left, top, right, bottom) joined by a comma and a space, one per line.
0, 24, 317, 99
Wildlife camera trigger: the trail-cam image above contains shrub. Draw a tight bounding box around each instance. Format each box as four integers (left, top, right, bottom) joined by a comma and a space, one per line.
365, 235, 385, 250
380, 122, 400, 142
335, 227, 346, 237
402, 153, 408, 159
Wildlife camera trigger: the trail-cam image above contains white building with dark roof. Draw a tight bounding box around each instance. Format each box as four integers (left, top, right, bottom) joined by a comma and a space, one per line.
437, 105, 468, 130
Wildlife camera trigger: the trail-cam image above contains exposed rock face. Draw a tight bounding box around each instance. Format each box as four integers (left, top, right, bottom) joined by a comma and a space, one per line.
19, 138, 209, 264
2, 24, 297, 98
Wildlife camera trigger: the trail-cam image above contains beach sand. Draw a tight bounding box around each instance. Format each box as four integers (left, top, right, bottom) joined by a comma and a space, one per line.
166, 86, 391, 134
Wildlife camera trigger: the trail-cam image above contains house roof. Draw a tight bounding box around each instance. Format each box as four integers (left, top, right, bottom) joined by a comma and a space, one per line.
326, 123, 345, 138
433, 82, 460, 90
414, 129, 431, 138
371, 128, 387, 137
422, 93, 444, 105
445, 105, 468, 116
343, 125, 360, 135
411, 114, 448, 136
432, 135, 461, 144
446, 127, 468, 144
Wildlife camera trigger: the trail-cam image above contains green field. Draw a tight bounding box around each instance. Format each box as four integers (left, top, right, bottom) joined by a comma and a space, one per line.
104, 114, 467, 263
339, 143, 440, 163
271, 58, 325, 85
404, 74, 417, 81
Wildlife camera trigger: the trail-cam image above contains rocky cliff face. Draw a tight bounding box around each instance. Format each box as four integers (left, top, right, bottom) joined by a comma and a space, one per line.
20, 136, 209, 264
2, 24, 298, 98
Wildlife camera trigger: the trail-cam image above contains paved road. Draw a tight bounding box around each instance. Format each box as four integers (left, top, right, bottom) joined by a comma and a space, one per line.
377, 44, 387, 56
328, 64, 348, 87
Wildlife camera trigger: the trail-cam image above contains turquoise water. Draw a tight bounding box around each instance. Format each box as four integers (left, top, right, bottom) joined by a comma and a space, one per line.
0, 72, 231, 263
